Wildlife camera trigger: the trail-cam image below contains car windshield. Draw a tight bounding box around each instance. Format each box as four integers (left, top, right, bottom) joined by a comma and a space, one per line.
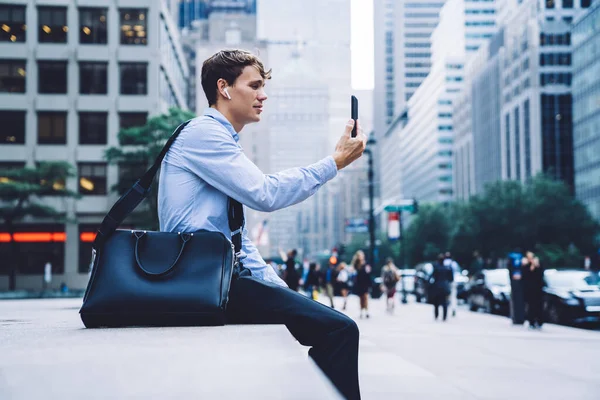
484, 269, 509, 286
545, 271, 600, 288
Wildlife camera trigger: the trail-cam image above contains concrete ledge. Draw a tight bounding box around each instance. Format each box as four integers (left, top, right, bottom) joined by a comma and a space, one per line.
0, 299, 341, 399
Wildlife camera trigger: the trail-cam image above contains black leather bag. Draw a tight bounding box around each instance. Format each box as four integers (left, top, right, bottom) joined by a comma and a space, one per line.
79, 121, 245, 328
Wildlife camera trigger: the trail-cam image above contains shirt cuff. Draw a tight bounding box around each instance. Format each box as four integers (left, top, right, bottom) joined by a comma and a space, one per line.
315, 156, 338, 183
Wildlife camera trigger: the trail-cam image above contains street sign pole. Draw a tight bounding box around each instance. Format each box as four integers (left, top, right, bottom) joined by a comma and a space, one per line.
399, 211, 407, 303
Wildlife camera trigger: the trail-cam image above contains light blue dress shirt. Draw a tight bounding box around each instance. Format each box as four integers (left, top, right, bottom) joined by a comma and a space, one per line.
158, 108, 338, 287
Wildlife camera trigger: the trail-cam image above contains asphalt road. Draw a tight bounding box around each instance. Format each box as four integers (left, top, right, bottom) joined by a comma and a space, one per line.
2, 295, 600, 399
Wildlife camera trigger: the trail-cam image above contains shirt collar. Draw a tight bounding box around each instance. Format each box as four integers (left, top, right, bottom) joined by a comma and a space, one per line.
203, 108, 239, 142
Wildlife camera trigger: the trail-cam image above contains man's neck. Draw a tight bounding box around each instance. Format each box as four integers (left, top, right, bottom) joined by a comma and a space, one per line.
211, 105, 244, 133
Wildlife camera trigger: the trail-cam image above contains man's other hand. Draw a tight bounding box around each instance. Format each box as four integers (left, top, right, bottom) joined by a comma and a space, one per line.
332, 120, 367, 170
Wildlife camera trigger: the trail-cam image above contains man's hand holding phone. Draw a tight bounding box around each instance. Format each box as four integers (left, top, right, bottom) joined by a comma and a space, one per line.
332, 119, 367, 170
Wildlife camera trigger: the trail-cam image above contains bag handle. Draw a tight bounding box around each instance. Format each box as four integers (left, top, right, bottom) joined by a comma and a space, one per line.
133, 231, 191, 277
93, 120, 245, 255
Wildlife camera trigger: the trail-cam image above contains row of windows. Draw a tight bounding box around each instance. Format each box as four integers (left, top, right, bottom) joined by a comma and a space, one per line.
0, 60, 147, 95
406, 62, 431, 68
466, 33, 494, 39
0, 111, 147, 145
446, 76, 463, 82
465, 9, 495, 14
0, 5, 148, 45
540, 53, 571, 66
465, 21, 495, 27
406, 52, 431, 58
540, 72, 572, 86
405, 13, 440, 18
405, 22, 438, 28
404, 3, 445, 8
540, 32, 571, 46
404, 33, 432, 38
545, 0, 591, 8
0, 161, 147, 198
405, 42, 431, 48
406, 72, 429, 78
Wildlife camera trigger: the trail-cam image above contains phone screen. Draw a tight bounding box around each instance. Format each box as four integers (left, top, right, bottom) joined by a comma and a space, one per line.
351, 96, 358, 137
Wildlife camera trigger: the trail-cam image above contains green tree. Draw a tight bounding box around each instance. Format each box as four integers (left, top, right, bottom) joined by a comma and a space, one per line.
105, 108, 196, 230
403, 203, 452, 265
0, 162, 80, 290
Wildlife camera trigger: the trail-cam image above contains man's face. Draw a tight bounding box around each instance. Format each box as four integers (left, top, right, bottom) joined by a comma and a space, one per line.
228, 65, 267, 125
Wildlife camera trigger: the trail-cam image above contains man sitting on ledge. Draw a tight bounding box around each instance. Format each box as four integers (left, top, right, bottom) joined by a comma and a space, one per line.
157, 49, 366, 399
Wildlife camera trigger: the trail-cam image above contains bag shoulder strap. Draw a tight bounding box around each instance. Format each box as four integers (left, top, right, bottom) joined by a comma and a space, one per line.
93, 120, 245, 254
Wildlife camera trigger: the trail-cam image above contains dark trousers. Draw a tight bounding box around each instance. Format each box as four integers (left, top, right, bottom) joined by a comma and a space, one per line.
526, 293, 544, 327
226, 275, 361, 400
432, 293, 448, 320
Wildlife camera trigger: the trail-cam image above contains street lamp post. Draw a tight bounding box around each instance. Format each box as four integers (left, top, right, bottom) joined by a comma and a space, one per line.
365, 133, 377, 267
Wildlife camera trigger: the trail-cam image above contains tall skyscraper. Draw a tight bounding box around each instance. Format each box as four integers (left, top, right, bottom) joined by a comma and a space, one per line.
256, 0, 352, 257
374, 0, 447, 208
572, 0, 600, 220
499, 0, 591, 189
0, 0, 188, 290
380, 0, 507, 204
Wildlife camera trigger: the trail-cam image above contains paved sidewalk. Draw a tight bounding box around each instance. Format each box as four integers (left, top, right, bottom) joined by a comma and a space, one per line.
325, 294, 600, 399
2, 295, 600, 399
0, 299, 340, 400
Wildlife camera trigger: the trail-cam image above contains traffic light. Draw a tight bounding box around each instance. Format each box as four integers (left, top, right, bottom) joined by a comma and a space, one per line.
412, 198, 419, 214
329, 255, 338, 265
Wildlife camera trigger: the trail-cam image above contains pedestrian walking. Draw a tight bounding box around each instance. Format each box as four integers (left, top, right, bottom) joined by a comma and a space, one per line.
430, 253, 454, 321
280, 248, 301, 292
305, 262, 321, 300
158, 49, 366, 399
444, 252, 461, 317
522, 251, 544, 329
336, 262, 350, 310
352, 250, 372, 319
325, 263, 337, 308
381, 258, 400, 312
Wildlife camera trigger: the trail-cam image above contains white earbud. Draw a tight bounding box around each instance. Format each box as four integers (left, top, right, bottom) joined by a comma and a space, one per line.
224, 88, 231, 100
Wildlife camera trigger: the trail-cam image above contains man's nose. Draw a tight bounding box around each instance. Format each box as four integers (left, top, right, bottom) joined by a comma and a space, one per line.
258, 89, 267, 101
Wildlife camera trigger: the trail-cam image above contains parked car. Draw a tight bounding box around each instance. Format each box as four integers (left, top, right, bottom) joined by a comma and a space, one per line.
455, 271, 470, 301
396, 269, 416, 295
468, 269, 511, 315
543, 269, 600, 326
414, 262, 434, 303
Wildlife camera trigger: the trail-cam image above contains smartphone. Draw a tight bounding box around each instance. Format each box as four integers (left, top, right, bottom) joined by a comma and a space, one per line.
351, 95, 358, 137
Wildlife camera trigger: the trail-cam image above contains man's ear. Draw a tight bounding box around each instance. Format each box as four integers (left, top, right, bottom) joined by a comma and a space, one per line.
217, 78, 229, 99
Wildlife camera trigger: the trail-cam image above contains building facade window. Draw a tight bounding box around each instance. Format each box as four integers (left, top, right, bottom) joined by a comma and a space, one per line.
0, 60, 26, 93
120, 8, 147, 45
546, 0, 555, 8
581, 0, 591, 7
117, 162, 147, 194
0, 5, 26, 42
514, 107, 521, 180
119, 112, 147, 129
0, 224, 65, 275
38, 61, 67, 94
37, 112, 67, 144
120, 62, 147, 94
38, 6, 67, 43
524, 99, 531, 178
79, 112, 107, 145
79, 8, 107, 44
562, 0, 574, 7
506, 114, 511, 179
0, 111, 25, 144
79, 62, 107, 94
78, 163, 107, 195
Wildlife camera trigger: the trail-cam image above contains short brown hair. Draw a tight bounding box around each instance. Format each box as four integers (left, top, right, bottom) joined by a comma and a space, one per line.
201, 49, 272, 106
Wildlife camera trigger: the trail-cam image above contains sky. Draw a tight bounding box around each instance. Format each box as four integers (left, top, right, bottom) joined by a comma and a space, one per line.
351, 0, 375, 90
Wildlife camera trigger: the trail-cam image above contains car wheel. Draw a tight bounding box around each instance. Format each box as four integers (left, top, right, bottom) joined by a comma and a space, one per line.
468, 295, 477, 311
416, 294, 422, 303
547, 303, 561, 324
